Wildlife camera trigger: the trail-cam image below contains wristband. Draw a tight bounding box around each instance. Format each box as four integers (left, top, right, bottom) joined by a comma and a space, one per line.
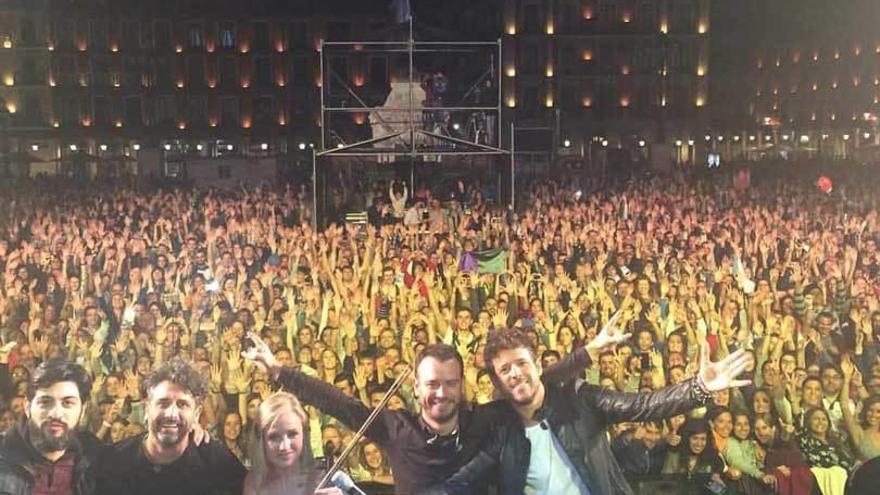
690, 375, 715, 405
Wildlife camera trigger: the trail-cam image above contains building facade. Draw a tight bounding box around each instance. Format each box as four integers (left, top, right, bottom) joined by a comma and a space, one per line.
501, 0, 711, 159
0, 0, 394, 179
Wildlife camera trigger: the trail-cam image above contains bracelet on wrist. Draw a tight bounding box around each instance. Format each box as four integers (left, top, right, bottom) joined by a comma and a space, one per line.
690, 375, 715, 405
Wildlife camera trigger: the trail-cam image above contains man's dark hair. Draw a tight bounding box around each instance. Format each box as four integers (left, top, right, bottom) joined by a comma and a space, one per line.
484, 327, 535, 377
333, 373, 354, 387
142, 356, 207, 401
540, 349, 561, 362
28, 358, 92, 402
415, 343, 464, 378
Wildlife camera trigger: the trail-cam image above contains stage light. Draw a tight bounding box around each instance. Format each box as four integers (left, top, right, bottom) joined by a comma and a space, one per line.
452, 123, 460, 131
821, 134, 829, 140
31, 144, 39, 151
164, 144, 171, 151
563, 139, 571, 148
765, 135, 772, 142
733, 136, 740, 142
196, 144, 204, 151
133, 144, 141, 151
782, 134, 790, 141
864, 132, 871, 139
227, 144, 234, 151
638, 140, 646, 147
261, 143, 269, 150
749, 135, 756, 141
688, 139, 695, 146
717, 135, 724, 141
298, 143, 306, 150
100, 144, 108, 151
601, 140, 608, 147
675, 140, 682, 147
844, 134, 851, 141
705, 134, 711, 141
69, 144, 77, 151
337, 143, 344, 149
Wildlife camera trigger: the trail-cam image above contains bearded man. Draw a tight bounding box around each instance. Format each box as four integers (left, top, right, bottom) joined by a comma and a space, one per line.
0, 358, 100, 495
96, 356, 245, 495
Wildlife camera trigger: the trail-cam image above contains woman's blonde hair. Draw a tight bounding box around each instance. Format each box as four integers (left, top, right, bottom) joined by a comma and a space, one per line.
244, 392, 310, 495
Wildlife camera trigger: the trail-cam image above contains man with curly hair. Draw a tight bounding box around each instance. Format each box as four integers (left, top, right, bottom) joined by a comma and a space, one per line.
96, 357, 246, 495
421, 325, 753, 495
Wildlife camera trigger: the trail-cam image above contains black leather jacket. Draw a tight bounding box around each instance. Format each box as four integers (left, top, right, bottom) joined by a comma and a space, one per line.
420, 377, 709, 495
275, 348, 592, 495
0, 421, 101, 495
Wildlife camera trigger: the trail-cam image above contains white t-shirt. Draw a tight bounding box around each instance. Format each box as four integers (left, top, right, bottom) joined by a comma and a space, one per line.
524, 422, 590, 495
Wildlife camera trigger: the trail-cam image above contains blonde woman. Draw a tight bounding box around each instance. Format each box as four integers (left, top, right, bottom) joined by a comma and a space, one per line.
245, 392, 342, 495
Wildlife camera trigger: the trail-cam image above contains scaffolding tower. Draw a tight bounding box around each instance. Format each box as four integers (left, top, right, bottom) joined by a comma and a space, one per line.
312, 21, 513, 228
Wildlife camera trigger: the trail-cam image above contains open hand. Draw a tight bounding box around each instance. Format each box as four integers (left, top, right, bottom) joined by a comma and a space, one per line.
585, 311, 631, 362
241, 332, 281, 380
697, 341, 753, 392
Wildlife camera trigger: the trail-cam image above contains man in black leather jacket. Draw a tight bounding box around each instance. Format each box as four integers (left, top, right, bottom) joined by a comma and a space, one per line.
420, 326, 753, 495
0, 358, 100, 495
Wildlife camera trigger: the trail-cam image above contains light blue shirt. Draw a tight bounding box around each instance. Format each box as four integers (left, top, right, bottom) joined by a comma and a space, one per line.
524, 422, 590, 495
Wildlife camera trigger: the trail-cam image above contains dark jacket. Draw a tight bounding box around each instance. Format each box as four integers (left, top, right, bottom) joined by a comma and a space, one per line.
95, 433, 246, 495
276, 348, 592, 495
0, 421, 102, 495
421, 377, 708, 495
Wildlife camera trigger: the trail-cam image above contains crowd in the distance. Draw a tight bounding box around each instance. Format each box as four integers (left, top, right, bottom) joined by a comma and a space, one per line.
2, 160, 880, 495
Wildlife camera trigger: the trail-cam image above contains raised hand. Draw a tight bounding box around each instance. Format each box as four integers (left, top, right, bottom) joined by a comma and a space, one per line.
240, 332, 281, 380
841, 354, 855, 379
123, 370, 141, 400
492, 308, 509, 328
585, 311, 631, 362
697, 341, 753, 392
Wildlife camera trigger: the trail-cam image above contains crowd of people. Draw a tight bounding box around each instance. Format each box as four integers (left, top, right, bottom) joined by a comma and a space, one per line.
1, 160, 880, 495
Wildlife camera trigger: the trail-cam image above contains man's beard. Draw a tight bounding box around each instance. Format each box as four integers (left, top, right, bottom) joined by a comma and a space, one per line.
421, 395, 459, 424
150, 415, 190, 447
502, 378, 536, 406
28, 418, 72, 453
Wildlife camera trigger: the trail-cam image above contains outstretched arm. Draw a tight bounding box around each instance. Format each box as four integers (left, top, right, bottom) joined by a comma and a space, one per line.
588, 342, 752, 424
242, 333, 390, 442
543, 311, 630, 386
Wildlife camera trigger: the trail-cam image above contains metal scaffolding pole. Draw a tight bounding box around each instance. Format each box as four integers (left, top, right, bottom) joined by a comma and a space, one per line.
511, 122, 516, 210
